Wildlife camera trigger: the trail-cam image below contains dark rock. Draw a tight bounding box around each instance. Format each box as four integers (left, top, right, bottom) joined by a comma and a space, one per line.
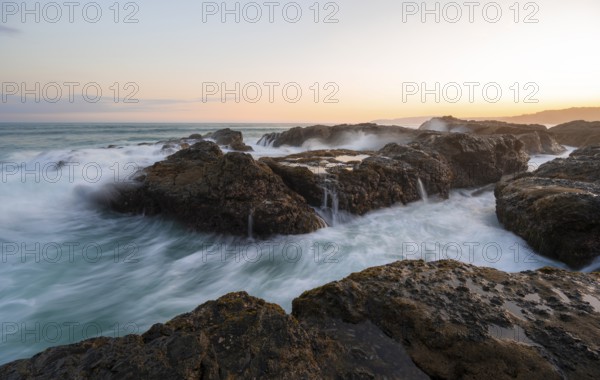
109, 141, 324, 237
4, 261, 600, 379
550, 120, 600, 147
261, 146, 453, 215
496, 146, 600, 267
419, 116, 566, 155
410, 132, 529, 188
293, 260, 600, 380
0, 293, 324, 380
205, 128, 253, 152
257, 123, 419, 148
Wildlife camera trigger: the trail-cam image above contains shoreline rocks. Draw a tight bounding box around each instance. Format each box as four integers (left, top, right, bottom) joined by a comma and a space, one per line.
419, 116, 566, 155
549, 120, 600, 147
257, 123, 420, 148
495, 146, 600, 268
3, 260, 599, 379
106, 128, 529, 232
109, 141, 324, 237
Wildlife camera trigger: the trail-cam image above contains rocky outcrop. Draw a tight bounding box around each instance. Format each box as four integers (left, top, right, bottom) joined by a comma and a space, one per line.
262, 146, 452, 216
109, 141, 324, 237
410, 132, 529, 188
549, 120, 600, 147
261, 133, 528, 216
205, 128, 253, 152
257, 123, 420, 148
294, 260, 600, 379
420, 116, 566, 155
3, 260, 599, 379
496, 146, 600, 267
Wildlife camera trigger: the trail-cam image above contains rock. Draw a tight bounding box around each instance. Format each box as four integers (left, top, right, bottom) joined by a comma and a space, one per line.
294, 260, 600, 380
260, 134, 528, 216
410, 132, 530, 188
205, 128, 253, 152
549, 120, 600, 147
257, 123, 420, 148
496, 146, 600, 267
0, 293, 324, 380
4, 260, 600, 379
109, 141, 324, 237
420, 116, 566, 155
261, 145, 453, 216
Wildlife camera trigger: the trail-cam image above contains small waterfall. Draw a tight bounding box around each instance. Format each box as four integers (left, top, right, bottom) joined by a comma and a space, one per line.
248, 210, 254, 239
319, 184, 340, 226
417, 177, 428, 203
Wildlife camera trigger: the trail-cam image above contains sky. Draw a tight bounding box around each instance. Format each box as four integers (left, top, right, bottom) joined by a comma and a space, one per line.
1, 0, 599, 122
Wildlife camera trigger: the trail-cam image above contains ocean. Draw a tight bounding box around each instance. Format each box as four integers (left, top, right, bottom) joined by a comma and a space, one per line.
0, 122, 589, 365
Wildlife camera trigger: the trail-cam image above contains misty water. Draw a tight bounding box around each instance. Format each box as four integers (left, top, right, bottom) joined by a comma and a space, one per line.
0, 123, 582, 364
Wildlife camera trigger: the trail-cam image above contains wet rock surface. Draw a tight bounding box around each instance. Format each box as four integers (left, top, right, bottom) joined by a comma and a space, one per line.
261, 133, 528, 216
295, 260, 600, 380
261, 146, 452, 215
550, 120, 600, 147
109, 141, 324, 237
258, 123, 420, 148
3, 260, 599, 379
410, 132, 529, 188
419, 116, 566, 155
496, 146, 600, 267
204, 128, 254, 152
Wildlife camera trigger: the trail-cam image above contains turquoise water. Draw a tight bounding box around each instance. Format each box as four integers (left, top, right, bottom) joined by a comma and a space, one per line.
0, 123, 575, 364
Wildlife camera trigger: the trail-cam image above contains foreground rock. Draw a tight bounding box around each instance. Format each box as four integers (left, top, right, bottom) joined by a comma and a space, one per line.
3, 260, 599, 379
549, 120, 600, 147
496, 146, 600, 267
109, 141, 324, 236
420, 116, 566, 155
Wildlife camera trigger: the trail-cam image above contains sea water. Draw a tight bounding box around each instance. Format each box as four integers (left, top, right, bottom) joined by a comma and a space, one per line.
0, 123, 575, 364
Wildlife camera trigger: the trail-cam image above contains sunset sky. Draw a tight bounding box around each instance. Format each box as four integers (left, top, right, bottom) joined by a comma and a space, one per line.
1, 0, 599, 122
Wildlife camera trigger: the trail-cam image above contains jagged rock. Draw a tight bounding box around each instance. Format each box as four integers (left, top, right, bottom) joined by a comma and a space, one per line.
261, 134, 528, 216
420, 116, 566, 155
496, 146, 600, 267
109, 141, 324, 237
410, 132, 529, 188
257, 123, 419, 148
261, 145, 453, 215
3, 260, 599, 379
294, 260, 600, 380
205, 128, 253, 152
0, 293, 324, 380
549, 120, 600, 147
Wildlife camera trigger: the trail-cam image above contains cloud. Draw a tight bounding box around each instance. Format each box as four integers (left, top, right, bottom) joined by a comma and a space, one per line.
0, 25, 20, 35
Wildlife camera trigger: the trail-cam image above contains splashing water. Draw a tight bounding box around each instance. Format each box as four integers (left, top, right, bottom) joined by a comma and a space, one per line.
0, 123, 576, 365
417, 178, 429, 204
